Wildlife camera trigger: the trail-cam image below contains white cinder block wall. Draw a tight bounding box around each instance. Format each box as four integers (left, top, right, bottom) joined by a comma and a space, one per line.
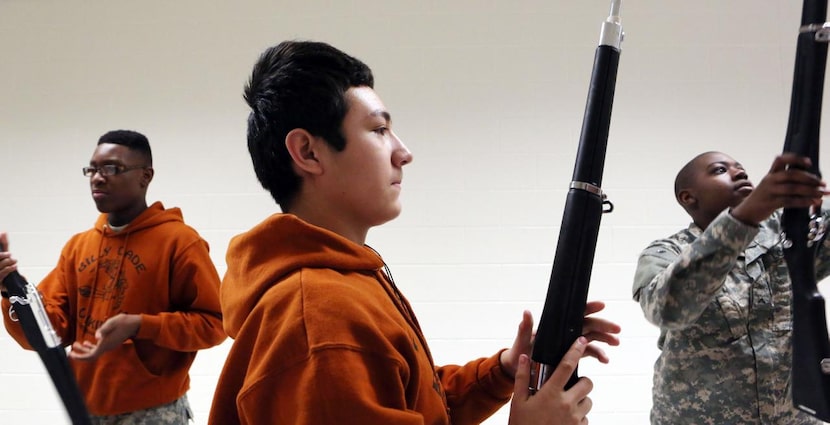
1, 1, 829, 424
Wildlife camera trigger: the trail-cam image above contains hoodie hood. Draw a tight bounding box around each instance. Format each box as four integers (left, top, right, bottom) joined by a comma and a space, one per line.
221, 214, 384, 338
94, 201, 183, 235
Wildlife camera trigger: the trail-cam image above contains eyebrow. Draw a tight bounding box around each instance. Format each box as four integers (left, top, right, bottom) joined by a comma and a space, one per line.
89, 160, 125, 166
708, 161, 743, 169
370, 109, 391, 123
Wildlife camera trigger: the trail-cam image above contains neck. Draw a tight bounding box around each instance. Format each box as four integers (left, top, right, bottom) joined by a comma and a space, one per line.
287, 201, 368, 246
693, 211, 721, 230
107, 202, 149, 227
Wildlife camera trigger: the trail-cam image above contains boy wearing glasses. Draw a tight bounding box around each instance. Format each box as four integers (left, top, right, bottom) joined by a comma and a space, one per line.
0, 130, 226, 424
208, 40, 620, 425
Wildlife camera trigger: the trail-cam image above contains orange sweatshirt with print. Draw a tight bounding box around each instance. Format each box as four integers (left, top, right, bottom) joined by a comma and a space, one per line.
209, 214, 514, 425
2, 202, 226, 415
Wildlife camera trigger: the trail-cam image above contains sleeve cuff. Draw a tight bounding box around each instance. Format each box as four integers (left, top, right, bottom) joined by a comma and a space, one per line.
714, 209, 760, 248
477, 351, 515, 401
134, 314, 161, 340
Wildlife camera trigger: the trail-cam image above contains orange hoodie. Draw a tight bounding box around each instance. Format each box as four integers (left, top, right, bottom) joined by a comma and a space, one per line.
209, 214, 513, 425
2, 202, 226, 415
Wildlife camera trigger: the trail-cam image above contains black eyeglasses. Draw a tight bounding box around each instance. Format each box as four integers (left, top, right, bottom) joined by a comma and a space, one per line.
82, 165, 146, 177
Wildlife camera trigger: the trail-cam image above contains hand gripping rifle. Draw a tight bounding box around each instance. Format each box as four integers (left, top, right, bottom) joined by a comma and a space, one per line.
530, 0, 622, 391
2, 244, 92, 425
780, 0, 830, 421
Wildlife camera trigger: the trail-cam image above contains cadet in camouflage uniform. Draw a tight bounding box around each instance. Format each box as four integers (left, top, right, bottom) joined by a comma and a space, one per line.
632, 151, 829, 424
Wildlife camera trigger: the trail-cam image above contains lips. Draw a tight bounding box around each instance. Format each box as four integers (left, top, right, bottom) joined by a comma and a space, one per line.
735, 181, 753, 192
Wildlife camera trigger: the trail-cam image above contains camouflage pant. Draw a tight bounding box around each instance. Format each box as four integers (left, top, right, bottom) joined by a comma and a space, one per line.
90, 395, 193, 425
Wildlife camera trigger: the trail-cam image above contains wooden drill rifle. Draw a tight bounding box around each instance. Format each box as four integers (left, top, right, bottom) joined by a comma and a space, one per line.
2, 244, 92, 424
780, 0, 830, 421
530, 0, 622, 391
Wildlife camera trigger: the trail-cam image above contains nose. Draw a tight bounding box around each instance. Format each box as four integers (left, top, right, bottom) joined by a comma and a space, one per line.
732, 166, 748, 181
89, 170, 107, 184
393, 134, 413, 167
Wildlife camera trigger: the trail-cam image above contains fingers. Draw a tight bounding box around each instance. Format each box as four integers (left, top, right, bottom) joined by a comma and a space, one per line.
772, 179, 825, 209
576, 395, 593, 419
547, 336, 587, 389
517, 310, 534, 349
581, 317, 621, 346
767, 154, 824, 193
581, 303, 621, 361
583, 300, 605, 316
582, 316, 621, 336
0, 234, 18, 285
501, 311, 536, 378
558, 375, 594, 421
740, 154, 826, 220
770, 152, 812, 172
512, 354, 532, 401
95, 317, 116, 340
68, 340, 99, 361
0, 253, 18, 285
582, 345, 610, 364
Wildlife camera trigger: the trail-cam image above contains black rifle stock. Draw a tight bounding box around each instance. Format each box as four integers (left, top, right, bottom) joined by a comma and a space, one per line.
780, 0, 830, 421
2, 244, 92, 425
530, 0, 622, 391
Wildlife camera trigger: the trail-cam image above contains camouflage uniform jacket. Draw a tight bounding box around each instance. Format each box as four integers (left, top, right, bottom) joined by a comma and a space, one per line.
632, 209, 829, 425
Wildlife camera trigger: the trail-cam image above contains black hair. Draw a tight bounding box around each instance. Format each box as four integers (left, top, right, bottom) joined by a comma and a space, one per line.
674, 151, 719, 202
244, 40, 374, 209
98, 129, 153, 166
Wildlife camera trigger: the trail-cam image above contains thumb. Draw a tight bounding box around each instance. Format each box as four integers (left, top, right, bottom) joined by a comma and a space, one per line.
95, 317, 115, 341
512, 354, 531, 401
547, 336, 587, 388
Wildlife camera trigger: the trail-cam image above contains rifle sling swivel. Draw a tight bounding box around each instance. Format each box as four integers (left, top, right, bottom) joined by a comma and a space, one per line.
570, 181, 614, 213
800, 22, 830, 41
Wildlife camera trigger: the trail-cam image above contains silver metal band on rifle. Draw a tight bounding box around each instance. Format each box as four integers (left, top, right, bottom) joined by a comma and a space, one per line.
570, 181, 604, 197
533, 363, 554, 392
800, 22, 830, 42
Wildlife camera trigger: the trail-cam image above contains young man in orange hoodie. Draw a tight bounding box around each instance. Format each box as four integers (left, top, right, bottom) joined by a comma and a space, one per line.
208, 40, 620, 425
0, 130, 226, 424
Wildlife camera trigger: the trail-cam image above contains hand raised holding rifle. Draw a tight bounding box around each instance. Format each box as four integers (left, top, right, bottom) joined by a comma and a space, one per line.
501, 303, 620, 424
0, 233, 17, 294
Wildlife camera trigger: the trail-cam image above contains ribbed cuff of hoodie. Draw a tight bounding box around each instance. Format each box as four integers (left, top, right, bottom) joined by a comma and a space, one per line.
134, 313, 161, 340
476, 350, 515, 401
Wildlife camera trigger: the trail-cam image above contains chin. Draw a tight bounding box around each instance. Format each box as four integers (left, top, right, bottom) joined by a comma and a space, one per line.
92, 200, 113, 214
374, 207, 402, 226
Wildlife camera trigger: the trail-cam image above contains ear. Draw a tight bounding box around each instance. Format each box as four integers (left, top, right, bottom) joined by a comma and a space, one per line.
677, 189, 697, 210
140, 167, 154, 189
285, 129, 325, 176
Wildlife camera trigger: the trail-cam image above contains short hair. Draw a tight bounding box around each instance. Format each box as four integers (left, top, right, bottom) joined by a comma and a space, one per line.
673, 151, 718, 202
98, 130, 153, 166
243, 40, 374, 209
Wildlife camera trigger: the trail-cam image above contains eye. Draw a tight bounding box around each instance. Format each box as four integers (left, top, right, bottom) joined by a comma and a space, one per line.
712, 165, 727, 174
373, 127, 389, 136
101, 165, 121, 176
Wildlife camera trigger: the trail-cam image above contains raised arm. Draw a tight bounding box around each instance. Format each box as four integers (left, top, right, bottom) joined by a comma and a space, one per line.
632, 211, 757, 329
